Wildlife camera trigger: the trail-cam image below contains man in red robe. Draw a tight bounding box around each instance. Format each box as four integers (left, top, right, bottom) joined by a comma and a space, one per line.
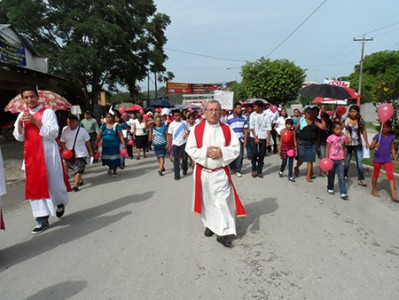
14, 86, 69, 235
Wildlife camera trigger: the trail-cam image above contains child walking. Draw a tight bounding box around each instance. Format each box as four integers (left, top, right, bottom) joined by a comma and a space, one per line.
326, 121, 349, 200
369, 120, 399, 202
278, 119, 297, 182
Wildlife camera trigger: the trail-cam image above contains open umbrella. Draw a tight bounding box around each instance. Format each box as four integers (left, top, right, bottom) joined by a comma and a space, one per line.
299, 84, 359, 100
5, 90, 71, 113
312, 97, 348, 105
118, 104, 143, 113
151, 99, 174, 108
240, 98, 270, 108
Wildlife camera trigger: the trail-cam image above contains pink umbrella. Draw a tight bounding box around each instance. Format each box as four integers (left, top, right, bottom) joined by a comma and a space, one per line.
118, 104, 143, 113
4, 90, 71, 113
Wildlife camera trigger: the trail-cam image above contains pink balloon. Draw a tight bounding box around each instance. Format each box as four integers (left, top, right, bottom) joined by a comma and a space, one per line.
120, 149, 128, 157
271, 105, 277, 113
287, 149, 295, 157
128, 140, 134, 146
377, 103, 394, 124
143, 114, 149, 121
320, 158, 333, 172
61, 149, 73, 159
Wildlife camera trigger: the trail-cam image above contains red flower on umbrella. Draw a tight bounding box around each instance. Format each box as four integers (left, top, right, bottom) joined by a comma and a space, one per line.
4, 90, 72, 113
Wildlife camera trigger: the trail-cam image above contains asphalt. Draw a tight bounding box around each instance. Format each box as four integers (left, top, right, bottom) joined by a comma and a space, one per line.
1, 133, 399, 300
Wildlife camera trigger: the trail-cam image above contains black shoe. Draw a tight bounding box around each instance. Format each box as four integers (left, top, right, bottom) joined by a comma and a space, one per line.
257, 173, 264, 178
32, 221, 49, 235
204, 227, 214, 237
72, 186, 79, 192
217, 236, 233, 248
175, 176, 180, 181
56, 204, 65, 218
183, 170, 187, 176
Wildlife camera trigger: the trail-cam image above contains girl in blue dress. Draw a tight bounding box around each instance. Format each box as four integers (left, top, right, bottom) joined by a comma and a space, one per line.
95, 113, 126, 177
151, 116, 169, 176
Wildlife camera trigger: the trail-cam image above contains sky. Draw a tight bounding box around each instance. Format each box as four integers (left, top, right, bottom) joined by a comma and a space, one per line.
140, 0, 399, 91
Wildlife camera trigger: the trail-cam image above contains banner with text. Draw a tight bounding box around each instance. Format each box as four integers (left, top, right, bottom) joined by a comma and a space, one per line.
167, 81, 235, 94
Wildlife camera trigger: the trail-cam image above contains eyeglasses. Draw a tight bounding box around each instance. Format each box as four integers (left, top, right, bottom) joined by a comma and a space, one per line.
205, 109, 221, 113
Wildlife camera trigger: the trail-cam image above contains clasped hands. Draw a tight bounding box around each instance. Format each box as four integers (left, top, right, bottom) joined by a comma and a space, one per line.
206, 146, 222, 159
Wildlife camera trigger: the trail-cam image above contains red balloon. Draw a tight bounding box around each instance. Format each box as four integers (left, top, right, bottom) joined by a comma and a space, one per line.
120, 149, 128, 157
377, 103, 394, 124
61, 149, 73, 159
336, 106, 347, 116
287, 149, 295, 157
128, 140, 134, 146
93, 150, 100, 160
281, 130, 292, 143
320, 158, 333, 171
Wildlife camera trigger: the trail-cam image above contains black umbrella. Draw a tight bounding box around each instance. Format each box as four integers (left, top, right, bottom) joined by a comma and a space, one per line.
151, 99, 174, 108
299, 84, 355, 99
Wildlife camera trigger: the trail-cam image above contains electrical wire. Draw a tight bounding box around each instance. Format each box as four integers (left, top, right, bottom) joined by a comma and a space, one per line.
264, 0, 328, 58
164, 47, 246, 63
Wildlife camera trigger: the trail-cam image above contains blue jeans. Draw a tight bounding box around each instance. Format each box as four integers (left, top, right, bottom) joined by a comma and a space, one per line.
250, 137, 266, 173
230, 140, 244, 173
173, 143, 188, 178
328, 159, 346, 194
345, 145, 364, 180
280, 156, 294, 178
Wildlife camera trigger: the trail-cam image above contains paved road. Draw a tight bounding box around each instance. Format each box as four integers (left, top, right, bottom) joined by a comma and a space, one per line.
1, 138, 398, 300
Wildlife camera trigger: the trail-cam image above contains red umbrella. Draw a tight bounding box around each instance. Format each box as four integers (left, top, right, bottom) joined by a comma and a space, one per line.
118, 104, 143, 113
5, 90, 71, 113
240, 98, 270, 108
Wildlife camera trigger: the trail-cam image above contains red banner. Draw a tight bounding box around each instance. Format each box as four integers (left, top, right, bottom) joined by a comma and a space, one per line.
167, 81, 235, 94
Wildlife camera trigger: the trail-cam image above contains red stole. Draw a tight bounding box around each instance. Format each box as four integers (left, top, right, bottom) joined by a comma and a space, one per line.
194, 121, 246, 217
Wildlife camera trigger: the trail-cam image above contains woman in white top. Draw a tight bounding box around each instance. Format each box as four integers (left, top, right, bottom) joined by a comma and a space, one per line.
274, 107, 290, 136
134, 114, 148, 159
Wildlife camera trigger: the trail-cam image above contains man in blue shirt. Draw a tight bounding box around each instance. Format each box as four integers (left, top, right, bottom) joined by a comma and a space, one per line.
227, 102, 248, 177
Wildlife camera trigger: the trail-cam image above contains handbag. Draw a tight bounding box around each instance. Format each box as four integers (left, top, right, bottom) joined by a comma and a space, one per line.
69, 126, 80, 160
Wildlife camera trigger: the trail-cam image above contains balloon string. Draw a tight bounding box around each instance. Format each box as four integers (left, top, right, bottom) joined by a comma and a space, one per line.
376, 124, 383, 150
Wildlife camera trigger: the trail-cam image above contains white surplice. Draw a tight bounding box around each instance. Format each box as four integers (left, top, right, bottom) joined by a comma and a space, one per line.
185, 121, 240, 236
13, 104, 69, 218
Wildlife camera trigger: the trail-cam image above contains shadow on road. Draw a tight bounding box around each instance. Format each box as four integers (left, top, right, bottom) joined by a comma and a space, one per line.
0, 191, 154, 271
25, 280, 87, 300
235, 197, 278, 239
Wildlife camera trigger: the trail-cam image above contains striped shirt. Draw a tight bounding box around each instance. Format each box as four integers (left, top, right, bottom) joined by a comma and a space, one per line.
226, 113, 248, 141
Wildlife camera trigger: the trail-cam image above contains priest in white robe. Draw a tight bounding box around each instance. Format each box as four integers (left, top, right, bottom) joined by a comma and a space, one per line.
13, 86, 69, 235
185, 100, 246, 247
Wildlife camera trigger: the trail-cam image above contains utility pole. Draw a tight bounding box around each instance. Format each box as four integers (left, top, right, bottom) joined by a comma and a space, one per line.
353, 35, 373, 106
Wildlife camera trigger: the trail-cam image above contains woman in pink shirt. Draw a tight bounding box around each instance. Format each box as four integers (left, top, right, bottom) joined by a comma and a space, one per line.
326, 122, 348, 200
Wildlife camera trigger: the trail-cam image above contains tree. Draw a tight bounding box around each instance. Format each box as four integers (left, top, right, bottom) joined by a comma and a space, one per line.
0, 0, 171, 110
241, 58, 305, 105
340, 50, 399, 103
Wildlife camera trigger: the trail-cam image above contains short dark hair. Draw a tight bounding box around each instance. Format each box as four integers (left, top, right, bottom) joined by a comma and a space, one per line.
19, 85, 39, 97
233, 102, 242, 108
68, 114, 79, 121
330, 121, 342, 130
254, 100, 264, 108
285, 119, 294, 125
173, 109, 182, 115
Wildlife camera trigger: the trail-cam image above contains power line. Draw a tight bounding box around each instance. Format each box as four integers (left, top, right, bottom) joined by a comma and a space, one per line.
264, 0, 328, 58
364, 20, 399, 35
164, 47, 246, 63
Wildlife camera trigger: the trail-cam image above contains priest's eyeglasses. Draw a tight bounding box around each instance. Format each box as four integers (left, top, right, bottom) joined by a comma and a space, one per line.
205, 109, 221, 113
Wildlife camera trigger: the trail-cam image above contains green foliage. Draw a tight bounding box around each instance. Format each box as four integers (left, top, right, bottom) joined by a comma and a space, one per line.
241, 58, 305, 105
0, 0, 171, 109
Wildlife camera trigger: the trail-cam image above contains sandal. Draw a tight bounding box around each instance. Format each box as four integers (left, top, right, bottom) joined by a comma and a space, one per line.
391, 197, 399, 203
306, 177, 313, 182
158, 170, 164, 176
358, 180, 367, 187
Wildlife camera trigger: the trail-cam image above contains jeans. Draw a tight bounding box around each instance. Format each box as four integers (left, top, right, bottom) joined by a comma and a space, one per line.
250, 137, 266, 173
230, 140, 244, 173
345, 145, 364, 180
280, 157, 294, 178
173, 143, 188, 178
328, 159, 346, 194
246, 136, 252, 160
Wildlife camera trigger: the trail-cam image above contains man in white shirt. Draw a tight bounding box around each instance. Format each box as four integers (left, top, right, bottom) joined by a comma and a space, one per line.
167, 110, 190, 180
60, 114, 94, 192
249, 100, 272, 178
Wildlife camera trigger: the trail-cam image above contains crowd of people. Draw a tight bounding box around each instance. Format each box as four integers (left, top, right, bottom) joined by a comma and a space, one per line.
2, 87, 397, 248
